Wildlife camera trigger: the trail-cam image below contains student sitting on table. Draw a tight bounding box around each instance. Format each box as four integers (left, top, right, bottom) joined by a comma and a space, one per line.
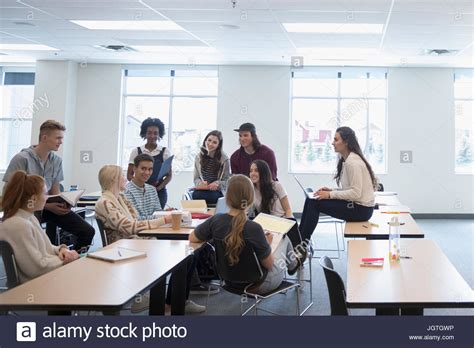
124, 154, 161, 220
299, 126, 376, 243
96, 164, 205, 314
127, 118, 172, 209
0, 171, 79, 284
3, 120, 95, 250
189, 175, 305, 294
192, 130, 230, 205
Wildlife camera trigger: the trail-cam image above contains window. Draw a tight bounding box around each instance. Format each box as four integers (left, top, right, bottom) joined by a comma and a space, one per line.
0, 69, 35, 171
290, 68, 387, 174
121, 68, 218, 172
454, 70, 473, 174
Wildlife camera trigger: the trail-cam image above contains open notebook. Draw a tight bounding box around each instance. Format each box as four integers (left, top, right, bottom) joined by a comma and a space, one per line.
253, 213, 296, 253
87, 247, 147, 263
181, 200, 208, 213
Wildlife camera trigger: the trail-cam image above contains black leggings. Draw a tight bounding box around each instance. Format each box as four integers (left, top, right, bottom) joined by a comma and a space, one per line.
299, 198, 374, 242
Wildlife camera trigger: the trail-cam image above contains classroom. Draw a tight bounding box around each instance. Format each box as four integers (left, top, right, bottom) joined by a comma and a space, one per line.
0, 0, 472, 322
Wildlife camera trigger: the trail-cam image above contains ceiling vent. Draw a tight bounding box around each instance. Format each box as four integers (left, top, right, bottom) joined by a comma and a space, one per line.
423, 49, 458, 56
96, 45, 136, 52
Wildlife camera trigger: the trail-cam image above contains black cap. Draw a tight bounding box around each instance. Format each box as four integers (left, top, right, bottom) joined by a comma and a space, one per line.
234, 122, 256, 133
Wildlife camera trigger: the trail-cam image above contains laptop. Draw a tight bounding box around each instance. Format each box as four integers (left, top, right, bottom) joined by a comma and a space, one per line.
215, 196, 230, 214
293, 175, 320, 199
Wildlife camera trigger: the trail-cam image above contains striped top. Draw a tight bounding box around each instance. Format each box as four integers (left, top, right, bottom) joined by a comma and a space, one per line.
124, 180, 161, 220
201, 156, 220, 183
95, 191, 165, 244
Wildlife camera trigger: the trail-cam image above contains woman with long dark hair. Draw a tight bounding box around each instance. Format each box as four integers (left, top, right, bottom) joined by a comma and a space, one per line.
299, 126, 377, 242
192, 130, 230, 204
250, 160, 292, 218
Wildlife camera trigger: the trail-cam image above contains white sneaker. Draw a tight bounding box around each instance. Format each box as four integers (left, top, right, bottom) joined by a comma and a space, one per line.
185, 300, 206, 313
131, 293, 149, 314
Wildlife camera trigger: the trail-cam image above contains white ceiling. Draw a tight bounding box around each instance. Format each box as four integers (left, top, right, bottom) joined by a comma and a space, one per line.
0, 0, 472, 67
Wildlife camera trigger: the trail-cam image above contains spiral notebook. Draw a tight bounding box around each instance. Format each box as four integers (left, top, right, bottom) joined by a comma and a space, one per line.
87, 247, 147, 263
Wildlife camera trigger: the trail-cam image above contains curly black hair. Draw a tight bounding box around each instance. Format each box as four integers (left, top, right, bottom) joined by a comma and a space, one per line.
140, 117, 165, 140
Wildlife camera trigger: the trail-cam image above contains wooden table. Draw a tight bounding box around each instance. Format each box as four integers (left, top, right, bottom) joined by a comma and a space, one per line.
346, 240, 474, 314
344, 211, 424, 239
0, 239, 193, 315
138, 219, 204, 240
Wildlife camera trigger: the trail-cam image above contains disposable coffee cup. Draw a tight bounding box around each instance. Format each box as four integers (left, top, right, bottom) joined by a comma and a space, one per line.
171, 210, 183, 230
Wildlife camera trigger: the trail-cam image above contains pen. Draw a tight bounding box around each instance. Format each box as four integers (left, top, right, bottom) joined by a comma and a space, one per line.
400, 256, 412, 259
118, 249, 122, 257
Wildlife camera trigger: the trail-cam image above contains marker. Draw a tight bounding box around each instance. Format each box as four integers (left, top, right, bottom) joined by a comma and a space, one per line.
118, 249, 122, 257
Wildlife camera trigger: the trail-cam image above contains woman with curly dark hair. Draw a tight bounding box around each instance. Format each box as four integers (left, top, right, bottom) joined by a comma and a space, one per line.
127, 117, 172, 209
192, 130, 230, 204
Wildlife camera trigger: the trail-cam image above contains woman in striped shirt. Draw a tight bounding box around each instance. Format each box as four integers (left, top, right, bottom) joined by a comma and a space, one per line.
192, 130, 230, 205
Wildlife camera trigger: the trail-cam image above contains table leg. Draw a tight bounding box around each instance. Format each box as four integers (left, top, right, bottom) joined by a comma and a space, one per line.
149, 277, 166, 315
170, 257, 189, 315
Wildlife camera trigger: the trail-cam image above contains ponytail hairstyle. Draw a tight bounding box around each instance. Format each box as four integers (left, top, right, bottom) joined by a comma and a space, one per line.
1, 171, 45, 221
251, 160, 276, 214
334, 127, 378, 189
224, 175, 255, 266
200, 130, 223, 168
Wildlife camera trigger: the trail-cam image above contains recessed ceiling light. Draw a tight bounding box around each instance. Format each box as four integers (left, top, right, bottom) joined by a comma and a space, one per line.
13, 21, 36, 27
0, 44, 58, 51
298, 47, 379, 58
132, 45, 217, 53
94, 45, 136, 52
70, 20, 184, 31
0, 55, 36, 63
219, 24, 240, 30
283, 23, 383, 34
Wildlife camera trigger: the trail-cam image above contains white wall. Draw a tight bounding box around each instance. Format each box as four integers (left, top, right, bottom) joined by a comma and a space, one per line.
3, 61, 472, 214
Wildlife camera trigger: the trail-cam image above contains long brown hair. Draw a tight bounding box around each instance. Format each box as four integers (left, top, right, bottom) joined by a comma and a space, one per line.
334, 127, 377, 189
224, 174, 255, 266
251, 160, 276, 214
1, 171, 45, 221
200, 130, 223, 168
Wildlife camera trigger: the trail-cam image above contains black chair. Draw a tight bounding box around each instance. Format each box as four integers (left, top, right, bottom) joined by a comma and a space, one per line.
0, 241, 19, 290
95, 218, 108, 247
209, 240, 302, 315
319, 256, 348, 315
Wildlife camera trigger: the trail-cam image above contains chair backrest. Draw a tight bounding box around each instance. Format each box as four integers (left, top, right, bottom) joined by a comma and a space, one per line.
377, 182, 384, 192
213, 239, 265, 285
319, 256, 348, 315
0, 240, 19, 289
95, 218, 108, 247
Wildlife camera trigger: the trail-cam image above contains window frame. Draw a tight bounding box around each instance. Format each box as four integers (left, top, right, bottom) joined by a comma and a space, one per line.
119, 67, 218, 171
289, 68, 388, 175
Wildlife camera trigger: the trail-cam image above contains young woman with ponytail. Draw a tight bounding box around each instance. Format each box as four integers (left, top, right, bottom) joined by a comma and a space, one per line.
0, 170, 79, 283
189, 174, 303, 294
299, 126, 377, 242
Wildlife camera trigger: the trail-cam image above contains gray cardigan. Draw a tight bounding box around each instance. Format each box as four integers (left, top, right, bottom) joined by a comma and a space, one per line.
193, 151, 231, 189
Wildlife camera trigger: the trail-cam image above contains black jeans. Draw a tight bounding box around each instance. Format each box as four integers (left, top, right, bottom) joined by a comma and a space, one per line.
299, 198, 374, 242
191, 190, 223, 205
157, 188, 167, 209
165, 254, 196, 305
42, 209, 95, 250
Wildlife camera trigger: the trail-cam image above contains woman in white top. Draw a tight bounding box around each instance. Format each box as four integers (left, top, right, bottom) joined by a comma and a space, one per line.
249, 160, 292, 218
0, 171, 78, 284
300, 127, 377, 242
127, 118, 172, 209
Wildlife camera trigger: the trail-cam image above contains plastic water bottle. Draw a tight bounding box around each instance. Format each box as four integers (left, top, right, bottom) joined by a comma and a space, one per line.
388, 216, 401, 262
